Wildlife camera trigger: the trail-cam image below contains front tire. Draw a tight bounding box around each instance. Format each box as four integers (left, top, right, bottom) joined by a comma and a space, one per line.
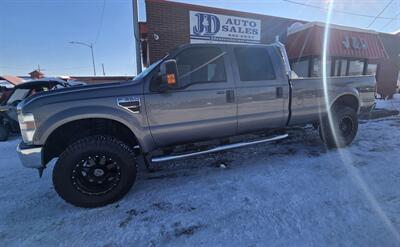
53, 135, 137, 208
0, 125, 9, 141
319, 106, 358, 148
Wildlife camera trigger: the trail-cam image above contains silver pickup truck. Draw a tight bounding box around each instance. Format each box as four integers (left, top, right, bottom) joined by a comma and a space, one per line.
16, 42, 375, 207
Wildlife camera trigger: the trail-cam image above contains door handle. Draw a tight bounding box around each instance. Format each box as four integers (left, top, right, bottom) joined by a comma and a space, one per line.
216, 90, 226, 95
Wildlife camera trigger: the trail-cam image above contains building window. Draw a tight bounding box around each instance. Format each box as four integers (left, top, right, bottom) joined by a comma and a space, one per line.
348, 59, 365, 76
234, 47, 276, 81
291, 59, 309, 78
366, 63, 378, 76
334, 59, 348, 76
311, 57, 331, 77
176, 47, 227, 87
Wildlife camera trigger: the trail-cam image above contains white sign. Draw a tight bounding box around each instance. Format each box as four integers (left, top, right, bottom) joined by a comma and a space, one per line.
189, 11, 261, 44
342, 36, 368, 50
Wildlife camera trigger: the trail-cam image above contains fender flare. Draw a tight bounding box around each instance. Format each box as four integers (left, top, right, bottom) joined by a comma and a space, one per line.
329, 90, 361, 113
36, 105, 154, 152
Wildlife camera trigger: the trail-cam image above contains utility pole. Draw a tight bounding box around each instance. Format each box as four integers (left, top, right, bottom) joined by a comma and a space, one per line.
133, 0, 142, 75
102, 63, 106, 76
90, 43, 96, 76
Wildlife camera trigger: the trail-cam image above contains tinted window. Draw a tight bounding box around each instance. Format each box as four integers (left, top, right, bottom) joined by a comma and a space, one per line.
234, 47, 276, 81
175, 47, 226, 87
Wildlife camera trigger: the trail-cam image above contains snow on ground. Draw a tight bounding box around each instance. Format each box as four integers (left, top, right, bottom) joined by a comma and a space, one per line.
1, 97, 400, 247
376, 94, 400, 110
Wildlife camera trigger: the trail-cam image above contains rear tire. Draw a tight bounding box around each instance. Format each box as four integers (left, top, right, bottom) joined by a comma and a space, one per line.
53, 135, 137, 208
319, 106, 358, 148
0, 125, 9, 141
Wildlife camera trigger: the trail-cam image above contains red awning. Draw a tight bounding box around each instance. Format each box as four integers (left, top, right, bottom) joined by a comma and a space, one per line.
286, 24, 388, 60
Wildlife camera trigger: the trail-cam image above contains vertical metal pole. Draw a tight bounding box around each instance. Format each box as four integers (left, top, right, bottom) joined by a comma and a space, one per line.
102, 63, 106, 76
90, 43, 97, 76
133, 0, 142, 75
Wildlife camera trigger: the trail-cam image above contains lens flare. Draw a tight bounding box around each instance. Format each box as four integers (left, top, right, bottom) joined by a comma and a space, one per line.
322, 0, 400, 241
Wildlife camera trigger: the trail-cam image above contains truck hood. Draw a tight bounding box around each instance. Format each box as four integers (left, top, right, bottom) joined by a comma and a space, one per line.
19, 80, 143, 113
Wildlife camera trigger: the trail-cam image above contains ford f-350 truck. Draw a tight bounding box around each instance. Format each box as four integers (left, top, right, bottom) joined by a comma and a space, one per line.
16, 42, 376, 207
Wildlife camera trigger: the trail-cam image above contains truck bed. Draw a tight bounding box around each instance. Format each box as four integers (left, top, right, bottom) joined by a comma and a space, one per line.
289, 75, 376, 126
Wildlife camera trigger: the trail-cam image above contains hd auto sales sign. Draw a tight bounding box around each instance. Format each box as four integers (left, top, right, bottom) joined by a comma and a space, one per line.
190, 11, 261, 44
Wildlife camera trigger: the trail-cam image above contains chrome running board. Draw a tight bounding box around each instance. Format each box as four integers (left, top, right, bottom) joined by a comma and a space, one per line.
151, 133, 288, 163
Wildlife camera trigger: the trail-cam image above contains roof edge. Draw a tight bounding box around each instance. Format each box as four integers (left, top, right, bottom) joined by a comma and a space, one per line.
287, 21, 378, 36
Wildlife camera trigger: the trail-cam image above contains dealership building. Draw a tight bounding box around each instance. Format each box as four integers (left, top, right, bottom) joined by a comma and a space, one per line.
139, 0, 400, 98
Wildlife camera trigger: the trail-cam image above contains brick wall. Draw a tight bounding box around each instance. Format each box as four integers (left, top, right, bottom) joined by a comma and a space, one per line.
145, 0, 301, 63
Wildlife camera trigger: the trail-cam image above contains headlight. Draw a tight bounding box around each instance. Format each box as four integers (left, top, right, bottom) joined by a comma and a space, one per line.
18, 112, 36, 144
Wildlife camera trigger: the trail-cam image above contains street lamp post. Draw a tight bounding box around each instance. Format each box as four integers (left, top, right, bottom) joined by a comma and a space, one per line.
69, 41, 97, 76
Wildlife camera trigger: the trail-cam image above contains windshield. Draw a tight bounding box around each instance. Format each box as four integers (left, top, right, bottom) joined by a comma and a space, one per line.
6, 88, 30, 104
134, 58, 164, 80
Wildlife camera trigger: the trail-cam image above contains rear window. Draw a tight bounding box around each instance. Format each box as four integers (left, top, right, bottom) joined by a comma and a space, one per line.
234, 47, 276, 81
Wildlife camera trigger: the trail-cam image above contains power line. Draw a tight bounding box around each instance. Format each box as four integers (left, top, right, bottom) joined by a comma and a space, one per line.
380, 12, 400, 30
282, 0, 399, 20
366, 0, 395, 28
93, 0, 106, 44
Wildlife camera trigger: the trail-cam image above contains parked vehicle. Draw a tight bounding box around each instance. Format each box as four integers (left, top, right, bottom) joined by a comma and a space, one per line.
16, 43, 376, 208
0, 78, 85, 141
0, 81, 15, 105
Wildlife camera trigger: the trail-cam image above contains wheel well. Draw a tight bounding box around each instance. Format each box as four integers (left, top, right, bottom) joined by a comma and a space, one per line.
332, 95, 359, 112
43, 118, 138, 165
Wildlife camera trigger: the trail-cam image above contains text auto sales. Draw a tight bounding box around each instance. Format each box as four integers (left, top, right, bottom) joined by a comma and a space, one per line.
190, 12, 261, 44
222, 19, 259, 36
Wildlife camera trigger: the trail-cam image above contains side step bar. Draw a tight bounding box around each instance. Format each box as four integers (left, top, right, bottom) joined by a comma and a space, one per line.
151, 133, 289, 163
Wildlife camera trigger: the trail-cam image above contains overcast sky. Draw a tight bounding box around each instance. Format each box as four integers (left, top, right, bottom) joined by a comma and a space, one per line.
1, 0, 399, 77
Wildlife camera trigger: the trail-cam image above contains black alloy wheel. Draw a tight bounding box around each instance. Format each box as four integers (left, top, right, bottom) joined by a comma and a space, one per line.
72, 155, 122, 196
338, 116, 354, 138
53, 135, 137, 208
319, 106, 358, 148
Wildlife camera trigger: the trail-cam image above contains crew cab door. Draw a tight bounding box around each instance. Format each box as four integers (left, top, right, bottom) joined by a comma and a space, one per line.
144, 45, 237, 147
230, 46, 289, 133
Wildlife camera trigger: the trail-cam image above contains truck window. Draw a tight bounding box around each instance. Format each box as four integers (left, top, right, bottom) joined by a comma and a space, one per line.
176, 47, 227, 88
234, 47, 276, 81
